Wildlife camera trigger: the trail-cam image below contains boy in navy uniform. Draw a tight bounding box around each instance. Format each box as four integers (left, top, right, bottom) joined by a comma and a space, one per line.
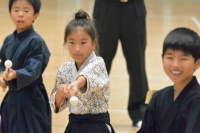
0, 0, 51, 132
138, 27, 200, 133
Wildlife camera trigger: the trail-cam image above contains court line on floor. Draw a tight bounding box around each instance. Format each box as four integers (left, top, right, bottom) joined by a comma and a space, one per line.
108, 109, 127, 113
65, 108, 127, 113
44, 72, 170, 80
191, 17, 200, 29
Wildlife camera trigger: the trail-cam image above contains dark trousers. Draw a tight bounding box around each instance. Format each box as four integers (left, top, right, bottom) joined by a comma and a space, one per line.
93, 0, 148, 123
65, 112, 115, 133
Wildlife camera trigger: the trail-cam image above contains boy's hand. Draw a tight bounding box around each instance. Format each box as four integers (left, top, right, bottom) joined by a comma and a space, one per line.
0, 72, 7, 89
3, 69, 16, 81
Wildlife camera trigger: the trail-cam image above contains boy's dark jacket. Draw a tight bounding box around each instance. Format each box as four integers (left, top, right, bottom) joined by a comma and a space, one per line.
138, 76, 200, 133
0, 26, 51, 133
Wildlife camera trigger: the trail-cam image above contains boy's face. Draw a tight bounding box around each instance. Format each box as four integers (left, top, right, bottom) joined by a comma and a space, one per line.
162, 49, 200, 86
10, 0, 39, 33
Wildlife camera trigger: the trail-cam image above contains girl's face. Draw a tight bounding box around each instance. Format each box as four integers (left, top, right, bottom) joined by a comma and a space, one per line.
10, 0, 39, 33
66, 28, 95, 69
162, 49, 200, 86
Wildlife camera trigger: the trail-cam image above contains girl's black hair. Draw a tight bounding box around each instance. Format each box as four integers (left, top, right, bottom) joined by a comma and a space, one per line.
162, 27, 200, 62
9, 0, 41, 14
64, 9, 99, 55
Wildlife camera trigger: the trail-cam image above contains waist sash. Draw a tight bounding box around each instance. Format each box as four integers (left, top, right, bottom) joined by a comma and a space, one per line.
69, 112, 110, 123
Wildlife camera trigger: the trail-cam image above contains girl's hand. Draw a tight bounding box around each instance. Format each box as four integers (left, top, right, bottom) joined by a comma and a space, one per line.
67, 82, 79, 98
66, 76, 86, 98
0, 72, 7, 89
57, 84, 70, 98
3, 69, 16, 81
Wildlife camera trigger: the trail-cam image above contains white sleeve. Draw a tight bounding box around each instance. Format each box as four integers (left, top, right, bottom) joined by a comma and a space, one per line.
49, 65, 69, 113
79, 57, 109, 93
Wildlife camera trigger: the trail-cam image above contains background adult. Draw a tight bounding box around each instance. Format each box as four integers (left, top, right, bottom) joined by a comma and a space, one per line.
93, 0, 148, 127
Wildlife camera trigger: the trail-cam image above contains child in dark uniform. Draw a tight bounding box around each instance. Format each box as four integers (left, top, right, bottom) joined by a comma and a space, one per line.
137, 27, 200, 133
0, 0, 51, 132
50, 10, 115, 133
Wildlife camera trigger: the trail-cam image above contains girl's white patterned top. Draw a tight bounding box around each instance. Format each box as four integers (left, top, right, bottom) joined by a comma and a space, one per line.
50, 51, 110, 114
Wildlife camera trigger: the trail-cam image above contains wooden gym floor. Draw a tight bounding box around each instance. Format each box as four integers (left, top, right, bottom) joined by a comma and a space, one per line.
0, 0, 200, 132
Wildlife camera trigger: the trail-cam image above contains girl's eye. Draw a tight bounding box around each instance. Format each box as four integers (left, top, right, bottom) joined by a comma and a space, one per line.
14, 10, 18, 12
69, 42, 75, 44
166, 56, 173, 59
25, 11, 29, 13
81, 42, 86, 44
181, 58, 188, 61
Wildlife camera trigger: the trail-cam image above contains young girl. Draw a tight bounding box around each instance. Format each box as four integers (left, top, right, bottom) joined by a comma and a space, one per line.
50, 10, 115, 133
0, 0, 51, 133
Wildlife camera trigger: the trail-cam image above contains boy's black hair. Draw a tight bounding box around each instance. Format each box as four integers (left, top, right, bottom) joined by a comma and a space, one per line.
162, 27, 200, 62
9, 0, 41, 14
